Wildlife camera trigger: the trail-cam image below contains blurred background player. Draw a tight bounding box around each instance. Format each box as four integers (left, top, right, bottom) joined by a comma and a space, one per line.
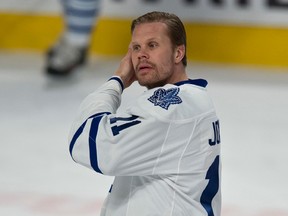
45, 0, 102, 76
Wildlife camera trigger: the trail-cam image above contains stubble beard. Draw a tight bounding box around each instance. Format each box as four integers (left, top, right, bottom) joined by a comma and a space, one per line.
137, 67, 173, 89
135, 56, 175, 89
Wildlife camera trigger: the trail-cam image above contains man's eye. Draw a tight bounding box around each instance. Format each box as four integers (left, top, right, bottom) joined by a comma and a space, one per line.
149, 43, 158, 48
132, 46, 140, 51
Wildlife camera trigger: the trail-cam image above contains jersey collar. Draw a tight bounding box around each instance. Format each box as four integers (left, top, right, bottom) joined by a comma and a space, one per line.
174, 79, 208, 88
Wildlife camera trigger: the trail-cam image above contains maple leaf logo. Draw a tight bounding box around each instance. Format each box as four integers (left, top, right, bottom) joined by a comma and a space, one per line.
148, 88, 182, 110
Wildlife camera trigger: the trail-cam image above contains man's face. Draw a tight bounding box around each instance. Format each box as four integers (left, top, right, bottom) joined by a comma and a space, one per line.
131, 22, 176, 89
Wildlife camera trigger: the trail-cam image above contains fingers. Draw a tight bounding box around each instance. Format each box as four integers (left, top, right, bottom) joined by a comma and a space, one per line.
114, 47, 136, 89
125, 46, 133, 60
128, 43, 132, 50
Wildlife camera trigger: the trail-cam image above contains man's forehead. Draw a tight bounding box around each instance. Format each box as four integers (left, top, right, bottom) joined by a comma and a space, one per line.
133, 21, 167, 32
131, 22, 168, 41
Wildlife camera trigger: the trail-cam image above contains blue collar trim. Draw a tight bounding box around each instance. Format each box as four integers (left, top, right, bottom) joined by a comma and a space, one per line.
174, 79, 208, 87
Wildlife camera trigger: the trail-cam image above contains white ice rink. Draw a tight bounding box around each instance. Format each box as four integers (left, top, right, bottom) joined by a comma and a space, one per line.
1, 52, 288, 216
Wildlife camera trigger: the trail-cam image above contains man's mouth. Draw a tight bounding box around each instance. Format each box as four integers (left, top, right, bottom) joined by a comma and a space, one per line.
137, 63, 153, 72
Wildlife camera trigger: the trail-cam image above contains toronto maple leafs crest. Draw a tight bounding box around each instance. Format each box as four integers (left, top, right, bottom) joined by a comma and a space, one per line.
148, 88, 182, 110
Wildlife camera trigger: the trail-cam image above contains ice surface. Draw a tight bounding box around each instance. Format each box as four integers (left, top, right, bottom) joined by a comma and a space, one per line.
1, 52, 288, 216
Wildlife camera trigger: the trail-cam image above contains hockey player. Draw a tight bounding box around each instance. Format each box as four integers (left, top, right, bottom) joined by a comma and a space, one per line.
69, 11, 221, 215
46, 0, 101, 76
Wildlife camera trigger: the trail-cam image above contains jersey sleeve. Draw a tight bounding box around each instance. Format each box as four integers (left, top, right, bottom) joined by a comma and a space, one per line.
68, 78, 217, 176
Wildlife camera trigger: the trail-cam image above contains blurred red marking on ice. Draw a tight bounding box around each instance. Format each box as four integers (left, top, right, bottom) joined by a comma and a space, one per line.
222, 205, 288, 216
1, 192, 288, 215
0, 192, 103, 215
255, 209, 288, 216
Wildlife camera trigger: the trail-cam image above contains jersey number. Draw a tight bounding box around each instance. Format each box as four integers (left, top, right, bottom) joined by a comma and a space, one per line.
110, 115, 141, 136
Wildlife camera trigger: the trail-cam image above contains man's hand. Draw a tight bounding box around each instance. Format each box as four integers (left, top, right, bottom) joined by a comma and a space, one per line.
115, 48, 137, 89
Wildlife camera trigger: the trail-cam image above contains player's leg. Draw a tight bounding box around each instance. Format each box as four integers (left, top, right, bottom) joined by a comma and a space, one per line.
46, 0, 101, 76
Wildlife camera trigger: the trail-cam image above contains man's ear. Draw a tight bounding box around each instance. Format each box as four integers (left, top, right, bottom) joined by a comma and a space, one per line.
174, 45, 185, 64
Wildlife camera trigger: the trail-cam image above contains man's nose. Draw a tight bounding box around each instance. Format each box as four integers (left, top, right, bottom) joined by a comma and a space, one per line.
137, 47, 149, 59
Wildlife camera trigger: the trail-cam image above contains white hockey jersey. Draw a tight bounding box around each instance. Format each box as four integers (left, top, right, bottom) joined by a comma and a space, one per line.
69, 76, 221, 216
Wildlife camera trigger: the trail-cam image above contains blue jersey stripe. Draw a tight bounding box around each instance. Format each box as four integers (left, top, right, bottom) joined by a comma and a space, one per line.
67, 25, 93, 34
200, 155, 220, 216
66, 8, 98, 17
69, 121, 88, 160
89, 116, 103, 174
69, 112, 111, 168
108, 77, 124, 92
174, 79, 208, 87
